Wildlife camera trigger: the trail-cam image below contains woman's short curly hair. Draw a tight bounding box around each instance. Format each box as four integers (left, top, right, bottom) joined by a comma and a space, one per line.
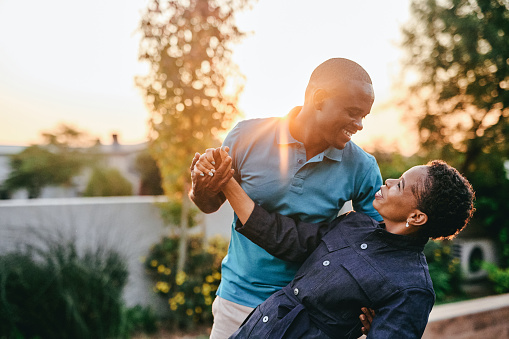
416, 160, 475, 240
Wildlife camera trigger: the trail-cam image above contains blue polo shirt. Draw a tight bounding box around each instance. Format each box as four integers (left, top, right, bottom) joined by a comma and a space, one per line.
218, 113, 383, 308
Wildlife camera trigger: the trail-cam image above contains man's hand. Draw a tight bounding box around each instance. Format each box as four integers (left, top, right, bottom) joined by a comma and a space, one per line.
360, 307, 375, 336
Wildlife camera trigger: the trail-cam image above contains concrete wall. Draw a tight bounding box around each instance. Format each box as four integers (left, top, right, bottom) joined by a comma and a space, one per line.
0, 196, 233, 314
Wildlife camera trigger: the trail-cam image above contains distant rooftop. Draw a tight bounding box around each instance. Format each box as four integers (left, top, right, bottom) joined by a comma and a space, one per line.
0, 134, 148, 156
0, 145, 26, 156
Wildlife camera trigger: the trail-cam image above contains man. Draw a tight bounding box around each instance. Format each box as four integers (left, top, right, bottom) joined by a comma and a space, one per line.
189, 58, 382, 338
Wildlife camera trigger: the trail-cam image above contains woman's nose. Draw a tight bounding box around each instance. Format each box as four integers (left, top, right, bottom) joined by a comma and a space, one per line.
385, 178, 396, 187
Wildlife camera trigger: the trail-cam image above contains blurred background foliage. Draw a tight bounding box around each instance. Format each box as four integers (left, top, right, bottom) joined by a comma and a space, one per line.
398, 0, 509, 289
136, 0, 255, 273
84, 167, 133, 197
0, 233, 157, 339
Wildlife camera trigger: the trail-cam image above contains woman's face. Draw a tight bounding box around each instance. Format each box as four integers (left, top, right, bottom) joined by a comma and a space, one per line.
372, 166, 428, 226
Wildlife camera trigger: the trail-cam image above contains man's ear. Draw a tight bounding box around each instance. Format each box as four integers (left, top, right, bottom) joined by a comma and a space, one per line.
409, 210, 428, 227
312, 89, 327, 111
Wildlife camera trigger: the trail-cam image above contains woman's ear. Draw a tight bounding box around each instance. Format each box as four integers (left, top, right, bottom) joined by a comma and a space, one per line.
312, 89, 327, 111
408, 210, 428, 227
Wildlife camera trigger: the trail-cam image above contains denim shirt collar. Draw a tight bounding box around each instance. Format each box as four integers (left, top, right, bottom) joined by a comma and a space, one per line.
276, 109, 344, 162
375, 224, 428, 252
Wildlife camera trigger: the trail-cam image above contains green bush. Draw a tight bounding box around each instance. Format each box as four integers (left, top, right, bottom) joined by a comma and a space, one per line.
123, 304, 159, 336
0, 235, 130, 339
84, 167, 133, 197
424, 240, 464, 303
145, 234, 228, 330
482, 262, 509, 294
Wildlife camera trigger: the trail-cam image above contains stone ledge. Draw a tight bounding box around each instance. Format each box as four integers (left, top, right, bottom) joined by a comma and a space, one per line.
423, 293, 509, 339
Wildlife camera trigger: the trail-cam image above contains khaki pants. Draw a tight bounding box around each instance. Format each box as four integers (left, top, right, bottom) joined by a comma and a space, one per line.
209, 296, 255, 339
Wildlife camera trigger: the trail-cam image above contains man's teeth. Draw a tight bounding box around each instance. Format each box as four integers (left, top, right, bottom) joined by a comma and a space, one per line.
343, 130, 352, 137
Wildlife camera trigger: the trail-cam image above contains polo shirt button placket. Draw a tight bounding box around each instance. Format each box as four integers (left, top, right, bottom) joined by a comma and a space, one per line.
262, 315, 269, 323
294, 288, 299, 296
360, 243, 368, 250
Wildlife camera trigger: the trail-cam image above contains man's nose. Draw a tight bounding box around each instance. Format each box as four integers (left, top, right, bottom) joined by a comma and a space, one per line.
354, 118, 363, 131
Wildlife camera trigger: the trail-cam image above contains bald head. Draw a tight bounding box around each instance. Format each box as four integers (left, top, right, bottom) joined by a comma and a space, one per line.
305, 58, 373, 101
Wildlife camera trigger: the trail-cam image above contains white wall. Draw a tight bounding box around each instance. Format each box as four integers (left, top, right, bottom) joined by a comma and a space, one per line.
0, 196, 233, 314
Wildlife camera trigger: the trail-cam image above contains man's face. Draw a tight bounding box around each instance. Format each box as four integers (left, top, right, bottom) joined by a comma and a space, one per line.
316, 80, 374, 150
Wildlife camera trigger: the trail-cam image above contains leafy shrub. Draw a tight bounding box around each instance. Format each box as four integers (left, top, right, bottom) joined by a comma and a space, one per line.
424, 240, 464, 303
84, 167, 132, 197
123, 304, 159, 336
145, 234, 228, 330
0, 235, 129, 339
482, 262, 509, 294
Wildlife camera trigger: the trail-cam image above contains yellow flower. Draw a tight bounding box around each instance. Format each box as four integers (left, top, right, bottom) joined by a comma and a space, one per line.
176, 271, 187, 285
175, 292, 185, 304
156, 281, 170, 293
186, 309, 193, 316
164, 268, 171, 275
205, 275, 214, 283
151, 260, 158, 267
204, 296, 212, 305
202, 283, 211, 295
193, 286, 201, 294
195, 306, 202, 314
213, 271, 221, 280
158, 265, 166, 273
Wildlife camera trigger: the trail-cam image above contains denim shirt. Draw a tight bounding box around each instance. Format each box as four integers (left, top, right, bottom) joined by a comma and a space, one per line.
230, 206, 435, 339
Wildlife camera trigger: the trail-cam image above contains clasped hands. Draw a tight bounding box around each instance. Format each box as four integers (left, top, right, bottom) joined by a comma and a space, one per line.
190, 146, 234, 195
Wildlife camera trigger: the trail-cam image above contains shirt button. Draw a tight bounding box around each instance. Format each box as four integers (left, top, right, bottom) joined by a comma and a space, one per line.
323, 260, 330, 266
297, 159, 304, 164
360, 243, 368, 250
294, 288, 299, 295
262, 316, 269, 323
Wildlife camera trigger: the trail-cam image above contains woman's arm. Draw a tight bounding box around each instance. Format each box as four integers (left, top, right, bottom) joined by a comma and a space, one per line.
222, 177, 255, 225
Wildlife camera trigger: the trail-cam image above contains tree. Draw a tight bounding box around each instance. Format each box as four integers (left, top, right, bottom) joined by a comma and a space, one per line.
3, 124, 94, 198
4, 146, 84, 198
401, 0, 509, 268
134, 151, 164, 195
400, 0, 509, 174
136, 0, 252, 272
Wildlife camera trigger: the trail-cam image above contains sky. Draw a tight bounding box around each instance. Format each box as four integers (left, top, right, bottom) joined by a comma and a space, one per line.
0, 0, 418, 154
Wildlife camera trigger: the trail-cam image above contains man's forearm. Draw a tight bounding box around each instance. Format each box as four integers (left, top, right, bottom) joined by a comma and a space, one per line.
188, 188, 225, 214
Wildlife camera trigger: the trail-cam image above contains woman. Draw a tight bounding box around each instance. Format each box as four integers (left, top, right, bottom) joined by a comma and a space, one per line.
193, 148, 475, 338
